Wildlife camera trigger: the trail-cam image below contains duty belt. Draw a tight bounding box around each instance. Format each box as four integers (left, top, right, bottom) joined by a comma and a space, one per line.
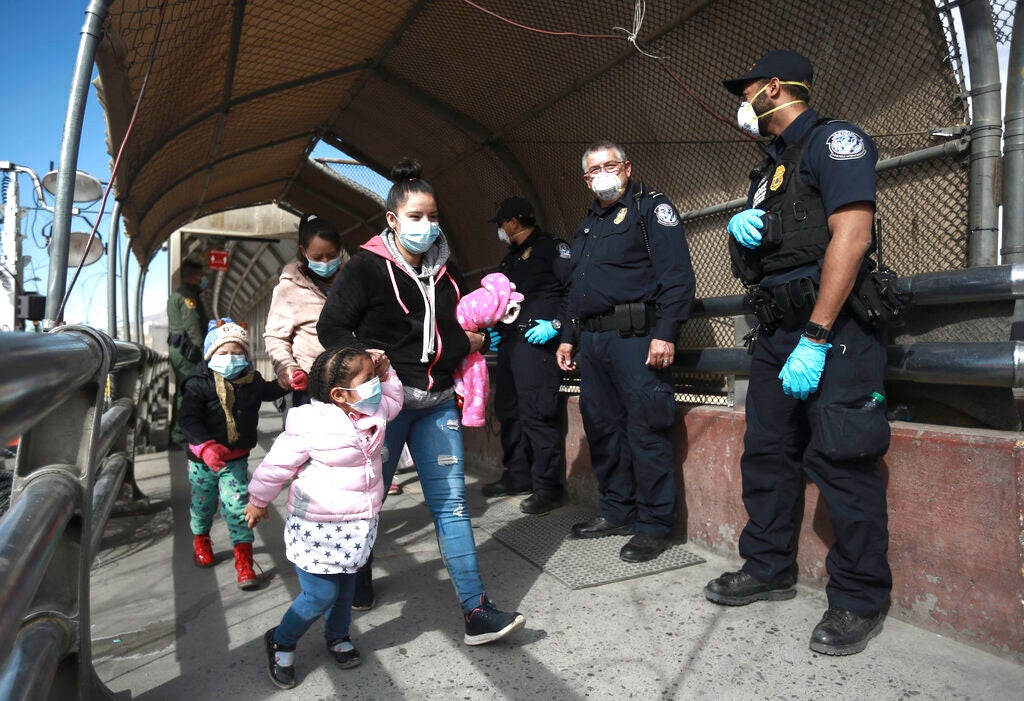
580, 302, 657, 337
746, 277, 818, 331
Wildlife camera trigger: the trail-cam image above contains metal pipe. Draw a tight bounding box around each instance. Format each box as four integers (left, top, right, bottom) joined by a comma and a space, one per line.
107, 201, 121, 338
680, 139, 970, 222
135, 266, 147, 343
0, 617, 72, 701
0, 333, 104, 449
689, 264, 1024, 319
90, 453, 129, 559
1004, 4, 1024, 262
44, 0, 114, 327
111, 340, 144, 369
121, 234, 132, 342
667, 343, 1024, 388
93, 400, 133, 465
0, 473, 78, 664
960, 0, 1003, 267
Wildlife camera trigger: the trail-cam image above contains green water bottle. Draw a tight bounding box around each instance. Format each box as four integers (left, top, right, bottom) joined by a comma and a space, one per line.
861, 392, 885, 410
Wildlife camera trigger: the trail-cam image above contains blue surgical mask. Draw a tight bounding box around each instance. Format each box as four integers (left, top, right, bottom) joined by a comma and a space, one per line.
307, 256, 341, 278
209, 353, 249, 380
340, 377, 382, 415
393, 215, 441, 254
199, 276, 209, 291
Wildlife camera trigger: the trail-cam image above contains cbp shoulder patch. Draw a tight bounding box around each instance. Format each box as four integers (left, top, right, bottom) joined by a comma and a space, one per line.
184, 297, 197, 309
654, 203, 679, 227
556, 241, 571, 259
826, 129, 866, 160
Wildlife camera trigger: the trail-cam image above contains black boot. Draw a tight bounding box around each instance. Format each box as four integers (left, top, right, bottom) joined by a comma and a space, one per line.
352, 558, 375, 611
809, 607, 884, 655
703, 570, 796, 606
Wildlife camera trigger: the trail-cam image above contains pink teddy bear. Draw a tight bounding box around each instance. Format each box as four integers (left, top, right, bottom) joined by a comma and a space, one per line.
455, 272, 524, 426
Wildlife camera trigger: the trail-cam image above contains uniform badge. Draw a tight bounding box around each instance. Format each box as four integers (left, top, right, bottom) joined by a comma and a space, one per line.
614, 208, 627, 224
769, 164, 786, 191
654, 203, 679, 227
521, 246, 532, 260
184, 297, 197, 309
557, 241, 571, 259
826, 129, 866, 160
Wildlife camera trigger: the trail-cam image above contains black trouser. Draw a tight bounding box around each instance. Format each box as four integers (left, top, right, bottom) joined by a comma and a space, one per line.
494, 338, 564, 498
739, 314, 892, 616
576, 330, 677, 538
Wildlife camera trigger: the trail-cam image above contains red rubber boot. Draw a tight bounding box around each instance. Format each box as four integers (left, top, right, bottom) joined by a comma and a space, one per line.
234, 542, 260, 590
193, 534, 214, 567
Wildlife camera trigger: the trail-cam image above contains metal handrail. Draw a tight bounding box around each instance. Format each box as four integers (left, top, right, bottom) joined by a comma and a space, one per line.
0, 326, 159, 699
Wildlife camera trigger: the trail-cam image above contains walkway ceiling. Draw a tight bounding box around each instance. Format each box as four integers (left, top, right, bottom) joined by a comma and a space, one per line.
95, 0, 964, 291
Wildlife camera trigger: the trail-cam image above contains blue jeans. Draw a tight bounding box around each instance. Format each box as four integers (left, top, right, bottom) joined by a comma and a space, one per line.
274, 566, 356, 647
381, 399, 485, 613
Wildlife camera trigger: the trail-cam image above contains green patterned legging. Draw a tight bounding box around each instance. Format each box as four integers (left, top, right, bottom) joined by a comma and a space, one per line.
188, 458, 254, 544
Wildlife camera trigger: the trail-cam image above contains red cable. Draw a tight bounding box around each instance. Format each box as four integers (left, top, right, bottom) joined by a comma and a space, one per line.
459, 0, 756, 142
59, 0, 170, 322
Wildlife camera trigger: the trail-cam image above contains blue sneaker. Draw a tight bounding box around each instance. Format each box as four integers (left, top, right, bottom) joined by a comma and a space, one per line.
463, 596, 525, 645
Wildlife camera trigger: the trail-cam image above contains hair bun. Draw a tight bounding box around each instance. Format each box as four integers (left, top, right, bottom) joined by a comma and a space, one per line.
390, 158, 423, 181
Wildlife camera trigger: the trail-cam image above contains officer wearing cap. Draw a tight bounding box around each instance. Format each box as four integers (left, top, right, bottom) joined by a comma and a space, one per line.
481, 197, 571, 515
167, 259, 210, 447
555, 140, 695, 563
703, 50, 891, 656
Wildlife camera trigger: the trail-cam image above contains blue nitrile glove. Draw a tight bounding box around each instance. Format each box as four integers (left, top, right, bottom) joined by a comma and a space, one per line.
727, 208, 766, 249
524, 320, 559, 345
486, 327, 501, 352
778, 336, 831, 400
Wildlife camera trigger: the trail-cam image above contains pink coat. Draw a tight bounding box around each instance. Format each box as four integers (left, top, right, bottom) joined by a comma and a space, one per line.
247, 368, 403, 521
454, 273, 523, 427
264, 261, 331, 377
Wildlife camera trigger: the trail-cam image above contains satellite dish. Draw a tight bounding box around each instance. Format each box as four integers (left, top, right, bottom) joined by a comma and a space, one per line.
41, 170, 103, 204
67, 232, 104, 267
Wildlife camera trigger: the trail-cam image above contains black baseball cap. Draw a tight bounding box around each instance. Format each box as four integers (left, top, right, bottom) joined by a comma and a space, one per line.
723, 50, 813, 96
488, 196, 535, 223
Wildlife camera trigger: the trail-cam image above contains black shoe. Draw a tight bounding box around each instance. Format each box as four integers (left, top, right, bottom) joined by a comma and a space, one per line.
703, 570, 797, 606
481, 479, 533, 498
571, 516, 636, 539
619, 533, 669, 562
463, 596, 526, 645
264, 627, 296, 689
809, 607, 884, 655
520, 492, 562, 515
352, 564, 375, 611
327, 636, 362, 669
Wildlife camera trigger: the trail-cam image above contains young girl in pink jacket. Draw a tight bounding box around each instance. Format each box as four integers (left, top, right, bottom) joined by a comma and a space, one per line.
243, 344, 403, 690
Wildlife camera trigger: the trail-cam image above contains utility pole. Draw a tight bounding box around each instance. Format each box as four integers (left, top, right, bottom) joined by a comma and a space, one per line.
1, 164, 23, 332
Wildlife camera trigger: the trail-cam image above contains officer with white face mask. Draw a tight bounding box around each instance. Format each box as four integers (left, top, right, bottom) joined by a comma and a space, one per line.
705, 49, 890, 659
555, 140, 696, 563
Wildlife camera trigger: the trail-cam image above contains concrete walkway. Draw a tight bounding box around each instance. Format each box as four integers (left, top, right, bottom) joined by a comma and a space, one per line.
90, 410, 1024, 700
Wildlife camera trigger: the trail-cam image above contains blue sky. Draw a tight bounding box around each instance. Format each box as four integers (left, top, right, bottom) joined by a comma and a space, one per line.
1, 1, 164, 329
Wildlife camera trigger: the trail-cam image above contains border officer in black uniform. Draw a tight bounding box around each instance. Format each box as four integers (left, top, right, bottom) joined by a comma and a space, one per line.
481, 197, 570, 515
704, 50, 892, 656
167, 259, 210, 447
556, 140, 695, 563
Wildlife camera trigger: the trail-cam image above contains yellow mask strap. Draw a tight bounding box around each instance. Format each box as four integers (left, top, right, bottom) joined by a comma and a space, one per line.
749, 80, 810, 119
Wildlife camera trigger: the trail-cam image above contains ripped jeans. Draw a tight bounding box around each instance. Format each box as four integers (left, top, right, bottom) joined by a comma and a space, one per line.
381, 399, 485, 613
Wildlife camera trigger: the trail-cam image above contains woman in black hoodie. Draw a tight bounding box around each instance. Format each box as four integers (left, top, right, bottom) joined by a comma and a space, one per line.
317, 159, 526, 646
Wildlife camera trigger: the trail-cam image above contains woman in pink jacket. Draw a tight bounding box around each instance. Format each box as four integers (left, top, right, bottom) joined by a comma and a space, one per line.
243, 344, 403, 690
264, 213, 350, 405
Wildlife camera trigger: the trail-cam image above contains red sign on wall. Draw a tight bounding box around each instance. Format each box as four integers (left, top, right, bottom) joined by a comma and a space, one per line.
208, 249, 230, 271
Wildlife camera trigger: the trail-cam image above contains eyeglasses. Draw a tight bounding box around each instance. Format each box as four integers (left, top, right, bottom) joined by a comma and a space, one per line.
584, 161, 625, 177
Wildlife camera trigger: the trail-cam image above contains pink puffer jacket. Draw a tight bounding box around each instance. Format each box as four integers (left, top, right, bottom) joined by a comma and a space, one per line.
247, 368, 403, 521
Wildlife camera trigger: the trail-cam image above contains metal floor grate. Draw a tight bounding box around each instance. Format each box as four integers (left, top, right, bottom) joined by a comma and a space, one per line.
475, 500, 704, 590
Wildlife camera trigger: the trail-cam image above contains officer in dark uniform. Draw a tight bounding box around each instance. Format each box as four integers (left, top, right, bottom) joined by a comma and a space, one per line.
703, 50, 892, 656
481, 197, 570, 515
556, 140, 695, 563
167, 259, 209, 447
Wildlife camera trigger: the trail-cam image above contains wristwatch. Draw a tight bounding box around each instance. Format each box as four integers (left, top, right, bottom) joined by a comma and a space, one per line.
803, 321, 831, 342
551, 319, 562, 330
